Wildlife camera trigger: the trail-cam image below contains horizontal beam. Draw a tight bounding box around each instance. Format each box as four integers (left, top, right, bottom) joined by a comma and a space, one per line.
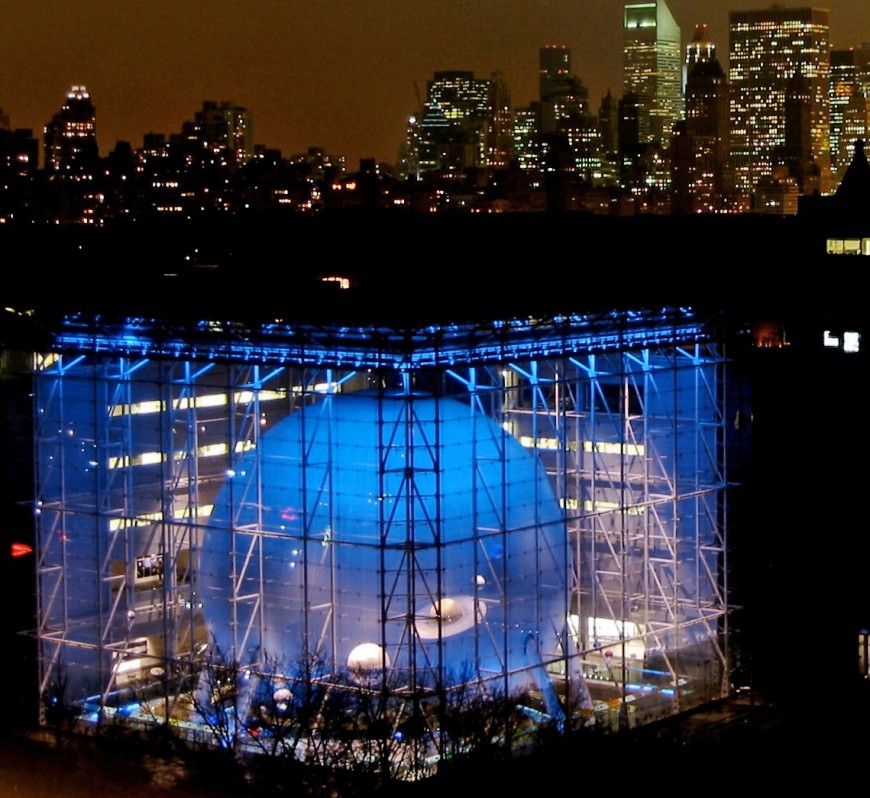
48, 307, 711, 370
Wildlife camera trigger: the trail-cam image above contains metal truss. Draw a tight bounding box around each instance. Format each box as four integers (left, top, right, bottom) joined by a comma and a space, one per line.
30, 306, 730, 758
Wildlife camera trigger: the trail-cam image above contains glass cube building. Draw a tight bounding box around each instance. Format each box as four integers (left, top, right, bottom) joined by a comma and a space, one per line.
32, 305, 730, 768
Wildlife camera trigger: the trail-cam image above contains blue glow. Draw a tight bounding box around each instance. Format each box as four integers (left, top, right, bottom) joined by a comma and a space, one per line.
117, 702, 139, 717
199, 391, 566, 694
49, 308, 709, 371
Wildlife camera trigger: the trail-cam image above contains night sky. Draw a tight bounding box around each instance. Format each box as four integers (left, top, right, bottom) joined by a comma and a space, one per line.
1, 2, 869, 169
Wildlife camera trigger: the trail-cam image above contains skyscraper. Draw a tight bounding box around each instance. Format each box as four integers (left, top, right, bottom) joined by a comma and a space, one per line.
838, 97, 870, 190
511, 104, 541, 171
0, 110, 39, 223
623, 1, 682, 146
729, 7, 831, 196
42, 86, 104, 223
539, 45, 590, 135
191, 100, 253, 169
537, 45, 601, 179
829, 46, 870, 189
671, 24, 730, 213
426, 71, 491, 172
426, 71, 491, 125
408, 71, 510, 174
486, 71, 513, 171
43, 85, 98, 173
598, 90, 619, 157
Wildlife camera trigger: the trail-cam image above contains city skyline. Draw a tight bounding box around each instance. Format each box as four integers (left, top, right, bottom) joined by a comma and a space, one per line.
2, 1, 869, 169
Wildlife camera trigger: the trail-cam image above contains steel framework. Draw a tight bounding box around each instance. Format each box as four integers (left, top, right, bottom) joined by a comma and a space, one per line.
31, 306, 730, 769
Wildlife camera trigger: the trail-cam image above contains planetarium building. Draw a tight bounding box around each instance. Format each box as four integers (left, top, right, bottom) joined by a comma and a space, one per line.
29, 300, 731, 773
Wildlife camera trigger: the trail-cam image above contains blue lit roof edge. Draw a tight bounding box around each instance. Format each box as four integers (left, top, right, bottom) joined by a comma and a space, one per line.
49, 307, 712, 369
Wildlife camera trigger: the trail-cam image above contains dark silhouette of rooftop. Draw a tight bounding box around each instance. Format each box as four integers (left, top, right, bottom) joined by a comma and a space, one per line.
834, 138, 870, 208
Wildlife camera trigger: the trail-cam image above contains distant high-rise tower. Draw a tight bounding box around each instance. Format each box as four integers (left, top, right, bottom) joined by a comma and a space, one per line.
683, 25, 728, 148
784, 70, 814, 166
684, 22, 716, 70
486, 71, 513, 170
427, 71, 491, 125
192, 101, 253, 168
43, 85, 98, 173
839, 97, 870, 190
428, 70, 491, 170
729, 7, 831, 196
416, 103, 452, 173
598, 90, 619, 156
623, 1, 682, 146
617, 93, 648, 156
539, 45, 590, 134
830, 49, 859, 180
537, 45, 600, 178
511, 104, 541, 171
410, 71, 510, 173
0, 109, 38, 222
671, 24, 730, 213
0, 123, 38, 178
829, 46, 870, 189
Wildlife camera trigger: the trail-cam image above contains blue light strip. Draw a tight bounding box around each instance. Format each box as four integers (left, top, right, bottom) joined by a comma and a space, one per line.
49, 307, 711, 371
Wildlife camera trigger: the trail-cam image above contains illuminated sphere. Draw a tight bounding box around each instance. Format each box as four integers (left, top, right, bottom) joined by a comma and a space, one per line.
199, 392, 565, 689
347, 643, 389, 672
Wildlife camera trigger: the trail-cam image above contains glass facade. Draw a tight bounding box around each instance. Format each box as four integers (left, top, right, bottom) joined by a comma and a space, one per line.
623, 1, 683, 146
32, 308, 730, 773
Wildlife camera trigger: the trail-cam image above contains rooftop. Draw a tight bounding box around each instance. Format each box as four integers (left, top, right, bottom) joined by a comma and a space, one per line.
42, 305, 710, 369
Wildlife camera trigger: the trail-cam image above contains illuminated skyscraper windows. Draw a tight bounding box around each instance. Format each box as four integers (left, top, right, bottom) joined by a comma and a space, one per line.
729, 7, 831, 197
829, 46, 870, 190
486, 71, 513, 170
538, 46, 601, 178
427, 71, 491, 125
43, 85, 98, 174
671, 25, 730, 213
407, 71, 513, 174
623, 1, 682, 147
539, 45, 590, 135
42, 86, 103, 223
190, 100, 253, 168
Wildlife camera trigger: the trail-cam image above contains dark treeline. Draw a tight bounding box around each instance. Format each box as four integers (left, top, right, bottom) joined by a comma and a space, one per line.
2, 208, 855, 329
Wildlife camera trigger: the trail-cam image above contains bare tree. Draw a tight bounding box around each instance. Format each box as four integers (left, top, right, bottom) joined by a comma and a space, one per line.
418, 668, 535, 777
244, 651, 334, 762
42, 657, 76, 748
180, 641, 247, 754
